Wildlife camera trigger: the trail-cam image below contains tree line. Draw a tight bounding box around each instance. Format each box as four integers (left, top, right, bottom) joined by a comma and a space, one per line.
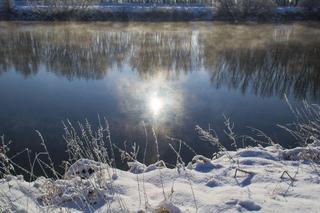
24, 0, 307, 6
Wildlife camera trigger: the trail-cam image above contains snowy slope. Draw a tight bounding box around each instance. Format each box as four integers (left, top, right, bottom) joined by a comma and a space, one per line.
1, 144, 320, 212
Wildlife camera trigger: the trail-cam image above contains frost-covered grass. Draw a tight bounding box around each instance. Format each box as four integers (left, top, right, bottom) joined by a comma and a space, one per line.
1, 143, 320, 212
0, 100, 320, 212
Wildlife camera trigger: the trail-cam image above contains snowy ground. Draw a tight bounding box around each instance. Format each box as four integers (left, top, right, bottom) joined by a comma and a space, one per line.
1, 143, 320, 212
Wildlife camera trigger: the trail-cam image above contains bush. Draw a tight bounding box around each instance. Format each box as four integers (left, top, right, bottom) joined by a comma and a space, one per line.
298, 0, 320, 11
241, 0, 277, 16
28, 0, 100, 13
216, 0, 277, 19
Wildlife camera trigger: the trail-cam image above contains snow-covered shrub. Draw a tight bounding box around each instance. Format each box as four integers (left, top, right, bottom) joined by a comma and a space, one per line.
64, 159, 106, 179
36, 177, 106, 208
0, 136, 14, 178
280, 137, 320, 161
281, 146, 320, 161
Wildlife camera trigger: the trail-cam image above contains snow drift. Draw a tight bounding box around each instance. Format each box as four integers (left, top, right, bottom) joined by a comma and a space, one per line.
1, 143, 320, 212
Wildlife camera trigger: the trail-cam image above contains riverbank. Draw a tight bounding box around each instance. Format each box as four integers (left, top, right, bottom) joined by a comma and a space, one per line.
1, 4, 319, 21
1, 143, 320, 212
3, 5, 215, 21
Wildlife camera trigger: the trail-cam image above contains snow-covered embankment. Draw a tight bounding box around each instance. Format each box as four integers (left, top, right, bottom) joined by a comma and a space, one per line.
1, 143, 320, 212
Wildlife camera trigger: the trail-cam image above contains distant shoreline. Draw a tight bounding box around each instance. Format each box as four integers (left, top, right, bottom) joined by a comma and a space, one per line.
1, 5, 319, 21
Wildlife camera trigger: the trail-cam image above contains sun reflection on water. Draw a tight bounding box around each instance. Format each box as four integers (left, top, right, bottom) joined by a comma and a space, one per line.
148, 95, 164, 116
116, 72, 184, 126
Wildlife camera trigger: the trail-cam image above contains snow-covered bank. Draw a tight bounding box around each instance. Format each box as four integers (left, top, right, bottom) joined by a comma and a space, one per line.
1, 144, 320, 212
4, 5, 215, 21
2, 3, 319, 21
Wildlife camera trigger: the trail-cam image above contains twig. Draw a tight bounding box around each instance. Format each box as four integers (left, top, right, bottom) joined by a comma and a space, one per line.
234, 168, 253, 178
280, 171, 297, 182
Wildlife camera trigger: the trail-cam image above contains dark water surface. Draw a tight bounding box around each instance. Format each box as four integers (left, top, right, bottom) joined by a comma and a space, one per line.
1, 21, 320, 171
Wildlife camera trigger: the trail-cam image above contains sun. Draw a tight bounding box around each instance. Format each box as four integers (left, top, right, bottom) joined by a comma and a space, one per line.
148, 96, 163, 116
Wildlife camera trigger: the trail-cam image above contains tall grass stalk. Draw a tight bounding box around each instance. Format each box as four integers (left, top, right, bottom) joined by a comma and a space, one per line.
151, 128, 167, 201
278, 95, 320, 145
168, 143, 198, 212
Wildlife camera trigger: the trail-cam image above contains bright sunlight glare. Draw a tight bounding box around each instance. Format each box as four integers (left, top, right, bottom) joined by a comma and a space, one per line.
148, 96, 163, 116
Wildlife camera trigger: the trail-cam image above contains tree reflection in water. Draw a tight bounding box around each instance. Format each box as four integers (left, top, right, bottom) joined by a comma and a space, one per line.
0, 22, 319, 100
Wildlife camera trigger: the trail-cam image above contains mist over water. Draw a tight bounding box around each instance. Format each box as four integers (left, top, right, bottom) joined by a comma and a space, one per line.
0, 21, 320, 170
